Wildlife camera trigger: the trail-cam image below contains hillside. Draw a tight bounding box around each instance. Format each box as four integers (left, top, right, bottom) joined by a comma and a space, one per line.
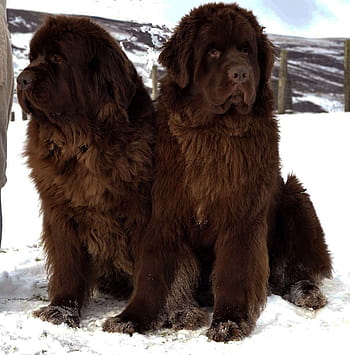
270, 34, 345, 112
7, 8, 347, 112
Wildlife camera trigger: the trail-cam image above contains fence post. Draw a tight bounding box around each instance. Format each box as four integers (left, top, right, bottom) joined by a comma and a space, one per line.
345, 39, 350, 112
10, 112, 15, 121
151, 64, 158, 100
277, 49, 288, 114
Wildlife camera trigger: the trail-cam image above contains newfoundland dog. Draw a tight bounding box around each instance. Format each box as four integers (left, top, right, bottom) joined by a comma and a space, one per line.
106, 3, 332, 342
17, 16, 154, 327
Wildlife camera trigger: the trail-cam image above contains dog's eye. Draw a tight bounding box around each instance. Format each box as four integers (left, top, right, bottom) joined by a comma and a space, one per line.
50, 54, 64, 64
207, 48, 221, 59
241, 46, 250, 55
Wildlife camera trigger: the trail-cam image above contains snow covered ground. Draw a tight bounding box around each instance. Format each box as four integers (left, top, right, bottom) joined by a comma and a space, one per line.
0, 106, 349, 354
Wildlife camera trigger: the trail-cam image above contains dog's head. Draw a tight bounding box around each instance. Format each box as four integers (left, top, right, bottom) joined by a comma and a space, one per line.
17, 15, 137, 123
159, 3, 275, 115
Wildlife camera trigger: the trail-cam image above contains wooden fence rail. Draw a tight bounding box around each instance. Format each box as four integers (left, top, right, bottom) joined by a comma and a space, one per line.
277, 49, 288, 114
151, 64, 158, 100
345, 39, 350, 112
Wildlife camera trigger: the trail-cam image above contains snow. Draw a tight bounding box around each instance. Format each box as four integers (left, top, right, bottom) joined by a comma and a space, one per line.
1, 106, 349, 354
288, 61, 343, 79
293, 93, 344, 112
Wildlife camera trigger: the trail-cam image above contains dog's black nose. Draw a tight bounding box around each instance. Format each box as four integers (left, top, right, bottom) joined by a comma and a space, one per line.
17, 71, 35, 90
230, 65, 249, 84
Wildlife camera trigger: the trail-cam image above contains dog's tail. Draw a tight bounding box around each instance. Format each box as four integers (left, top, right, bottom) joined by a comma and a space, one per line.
269, 174, 332, 294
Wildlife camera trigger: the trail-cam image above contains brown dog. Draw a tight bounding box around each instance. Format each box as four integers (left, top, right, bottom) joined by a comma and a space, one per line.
105, 3, 332, 342
17, 16, 154, 327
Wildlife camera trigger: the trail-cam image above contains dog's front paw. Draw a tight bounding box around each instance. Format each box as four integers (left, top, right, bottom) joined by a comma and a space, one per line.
206, 320, 251, 342
33, 304, 80, 328
102, 316, 141, 335
284, 280, 327, 310
102, 316, 138, 336
165, 306, 209, 330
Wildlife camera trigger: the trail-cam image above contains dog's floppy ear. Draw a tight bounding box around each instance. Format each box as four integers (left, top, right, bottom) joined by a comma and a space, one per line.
88, 36, 137, 110
255, 28, 276, 108
238, 7, 275, 89
257, 29, 275, 87
159, 15, 198, 88
237, 6, 275, 105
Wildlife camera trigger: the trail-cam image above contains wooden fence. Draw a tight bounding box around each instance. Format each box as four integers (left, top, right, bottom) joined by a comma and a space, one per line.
345, 39, 350, 112
273, 39, 350, 114
277, 49, 290, 114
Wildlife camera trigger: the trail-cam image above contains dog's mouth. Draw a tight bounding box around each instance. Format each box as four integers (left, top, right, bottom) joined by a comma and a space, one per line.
209, 97, 233, 114
18, 91, 63, 119
209, 88, 254, 115
231, 90, 244, 105
20, 97, 34, 114
18, 90, 44, 113
19, 96, 63, 121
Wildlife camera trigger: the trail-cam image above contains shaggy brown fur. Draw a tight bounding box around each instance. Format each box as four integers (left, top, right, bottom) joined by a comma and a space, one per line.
16, 15, 154, 327
108, 3, 332, 342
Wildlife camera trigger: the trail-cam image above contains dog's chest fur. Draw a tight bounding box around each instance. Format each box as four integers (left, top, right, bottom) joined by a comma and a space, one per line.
28, 119, 149, 207
26, 119, 151, 272
168, 112, 278, 223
